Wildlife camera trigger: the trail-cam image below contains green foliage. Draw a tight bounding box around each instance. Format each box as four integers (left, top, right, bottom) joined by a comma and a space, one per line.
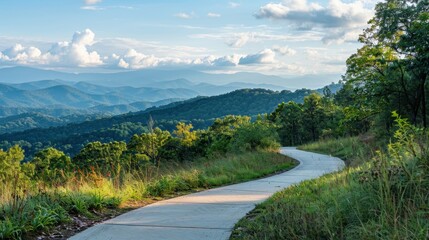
0, 87, 332, 159
173, 122, 197, 147
0, 149, 296, 239
32, 147, 73, 184
229, 120, 280, 152
345, 0, 429, 131
270, 93, 345, 146
232, 117, 429, 240
302, 93, 325, 141
202, 115, 251, 155
73, 141, 127, 171
127, 128, 171, 166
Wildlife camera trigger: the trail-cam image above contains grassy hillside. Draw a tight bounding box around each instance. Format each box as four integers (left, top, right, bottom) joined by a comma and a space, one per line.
231, 129, 429, 239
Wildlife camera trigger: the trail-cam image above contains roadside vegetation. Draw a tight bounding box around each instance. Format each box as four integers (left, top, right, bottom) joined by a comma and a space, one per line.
0, 116, 297, 239
232, 0, 429, 239
232, 116, 429, 239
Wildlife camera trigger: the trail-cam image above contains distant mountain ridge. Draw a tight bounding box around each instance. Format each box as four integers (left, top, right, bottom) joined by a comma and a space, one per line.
0, 66, 339, 89
0, 85, 342, 158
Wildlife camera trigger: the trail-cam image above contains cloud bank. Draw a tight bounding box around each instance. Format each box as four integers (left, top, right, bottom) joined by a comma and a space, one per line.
0, 29, 285, 71
255, 0, 374, 43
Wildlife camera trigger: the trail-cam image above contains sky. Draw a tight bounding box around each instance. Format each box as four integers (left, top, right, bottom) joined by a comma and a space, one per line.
0, 0, 380, 82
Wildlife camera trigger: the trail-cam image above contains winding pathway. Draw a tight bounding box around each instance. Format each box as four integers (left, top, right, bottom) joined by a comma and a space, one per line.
70, 147, 345, 240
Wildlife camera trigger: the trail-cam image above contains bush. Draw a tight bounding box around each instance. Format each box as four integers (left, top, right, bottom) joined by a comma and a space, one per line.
229, 121, 280, 152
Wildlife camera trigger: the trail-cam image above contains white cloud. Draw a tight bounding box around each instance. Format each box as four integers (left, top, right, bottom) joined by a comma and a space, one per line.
239, 49, 276, 65
227, 33, 253, 48
174, 13, 192, 19
207, 13, 221, 18
84, 0, 102, 5
0, 30, 291, 73
272, 45, 297, 56
81, 6, 104, 11
0, 44, 49, 65
114, 48, 279, 70
0, 29, 102, 67
193, 31, 322, 48
229, 2, 240, 8
255, 0, 374, 44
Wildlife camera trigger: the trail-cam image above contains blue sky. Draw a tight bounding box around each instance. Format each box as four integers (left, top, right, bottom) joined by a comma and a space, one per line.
0, 0, 380, 82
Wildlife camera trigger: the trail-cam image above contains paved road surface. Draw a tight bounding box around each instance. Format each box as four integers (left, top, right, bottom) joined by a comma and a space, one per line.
70, 147, 344, 240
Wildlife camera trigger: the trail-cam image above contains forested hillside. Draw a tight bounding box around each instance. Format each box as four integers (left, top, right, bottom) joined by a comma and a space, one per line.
0, 85, 340, 158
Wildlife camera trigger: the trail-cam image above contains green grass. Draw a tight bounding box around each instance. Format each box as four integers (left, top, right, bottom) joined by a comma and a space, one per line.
231, 136, 429, 240
0, 151, 297, 239
299, 136, 380, 166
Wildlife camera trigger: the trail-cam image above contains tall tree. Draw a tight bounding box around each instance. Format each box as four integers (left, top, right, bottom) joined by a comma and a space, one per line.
346, 0, 429, 128
303, 93, 325, 141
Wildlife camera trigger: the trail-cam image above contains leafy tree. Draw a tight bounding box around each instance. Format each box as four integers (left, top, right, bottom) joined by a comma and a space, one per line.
173, 122, 197, 147
73, 141, 127, 172
32, 148, 73, 183
345, 0, 429, 129
303, 93, 325, 141
229, 120, 280, 152
205, 115, 251, 154
0, 146, 25, 184
127, 128, 171, 166
0, 146, 33, 198
269, 101, 304, 146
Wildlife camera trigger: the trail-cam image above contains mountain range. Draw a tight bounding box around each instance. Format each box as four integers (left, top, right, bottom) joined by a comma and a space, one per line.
0, 86, 342, 158
0, 67, 307, 118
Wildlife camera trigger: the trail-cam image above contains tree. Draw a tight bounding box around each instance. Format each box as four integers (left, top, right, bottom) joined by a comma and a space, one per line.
127, 128, 171, 166
269, 101, 304, 146
73, 141, 127, 172
32, 147, 73, 183
229, 120, 280, 152
205, 115, 251, 154
0, 146, 33, 198
303, 93, 325, 141
346, 0, 429, 128
173, 122, 197, 147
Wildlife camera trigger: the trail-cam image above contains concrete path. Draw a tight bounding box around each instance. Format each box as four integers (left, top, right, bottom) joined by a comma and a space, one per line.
70, 147, 344, 240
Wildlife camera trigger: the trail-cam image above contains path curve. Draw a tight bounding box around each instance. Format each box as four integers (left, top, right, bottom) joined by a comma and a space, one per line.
70, 147, 344, 240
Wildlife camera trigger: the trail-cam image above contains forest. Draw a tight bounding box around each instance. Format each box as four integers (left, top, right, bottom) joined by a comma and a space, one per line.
0, 86, 340, 159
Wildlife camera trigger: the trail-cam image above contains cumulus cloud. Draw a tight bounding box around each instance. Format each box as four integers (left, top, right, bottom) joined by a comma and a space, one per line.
239, 49, 276, 65
211, 54, 241, 67
50, 29, 102, 67
0, 44, 49, 65
174, 13, 192, 19
0, 29, 282, 72
255, 0, 374, 43
0, 29, 102, 67
207, 13, 221, 18
115, 48, 277, 70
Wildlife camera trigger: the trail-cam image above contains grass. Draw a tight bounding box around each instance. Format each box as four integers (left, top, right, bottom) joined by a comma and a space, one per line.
231, 134, 429, 240
0, 151, 297, 239
299, 136, 379, 166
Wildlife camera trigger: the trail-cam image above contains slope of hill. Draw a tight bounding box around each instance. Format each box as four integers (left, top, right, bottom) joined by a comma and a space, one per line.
0, 113, 110, 135
0, 86, 340, 158
0, 83, 199, 111
0, 99, 181, 134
